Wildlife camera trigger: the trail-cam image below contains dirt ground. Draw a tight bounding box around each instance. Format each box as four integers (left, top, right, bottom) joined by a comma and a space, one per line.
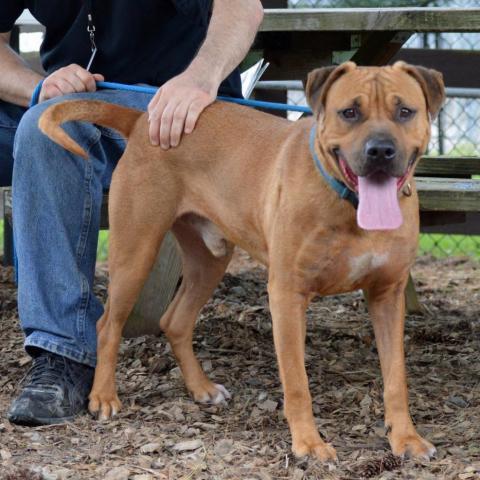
0, 250, 479, 480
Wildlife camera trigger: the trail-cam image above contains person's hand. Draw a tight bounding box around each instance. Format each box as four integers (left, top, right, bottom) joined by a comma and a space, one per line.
147, 71, 218, 149
38, 64, 104, 102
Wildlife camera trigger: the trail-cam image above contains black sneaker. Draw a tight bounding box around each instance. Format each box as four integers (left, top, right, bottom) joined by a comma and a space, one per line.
7, 350, 94, 426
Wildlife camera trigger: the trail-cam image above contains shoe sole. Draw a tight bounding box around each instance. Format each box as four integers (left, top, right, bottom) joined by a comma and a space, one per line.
8, 413, 77, 426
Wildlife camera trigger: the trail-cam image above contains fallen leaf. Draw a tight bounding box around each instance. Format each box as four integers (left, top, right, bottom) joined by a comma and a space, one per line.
172, 439, 203, 452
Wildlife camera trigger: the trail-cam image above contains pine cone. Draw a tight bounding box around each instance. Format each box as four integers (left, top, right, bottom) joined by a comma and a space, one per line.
381, 452, 402, 471
356, 453, 402, 478
358, 459, 382, 478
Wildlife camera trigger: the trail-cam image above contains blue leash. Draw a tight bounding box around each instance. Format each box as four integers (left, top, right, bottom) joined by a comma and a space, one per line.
30, 80, 313, 113
96, 81, 313, 114
95, 82, 356, 208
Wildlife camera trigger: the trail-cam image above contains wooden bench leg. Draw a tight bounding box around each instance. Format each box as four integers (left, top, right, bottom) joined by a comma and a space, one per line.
405, 272, 424, 315
2, 217, 14, 267
2, 189, 14, 267
123, 231, 183, 337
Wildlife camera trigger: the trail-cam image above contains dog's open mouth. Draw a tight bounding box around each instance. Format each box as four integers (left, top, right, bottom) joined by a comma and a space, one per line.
334, 150, 416, 193
337, 154, 359, 191
334, 150, 417, 231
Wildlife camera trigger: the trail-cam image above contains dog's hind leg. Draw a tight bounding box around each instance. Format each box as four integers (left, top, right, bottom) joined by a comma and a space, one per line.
89, 165, 178, 420
160, 217, 233, 404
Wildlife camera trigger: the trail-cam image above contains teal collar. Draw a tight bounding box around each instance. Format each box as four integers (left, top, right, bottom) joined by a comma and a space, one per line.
309, 125, 359, 209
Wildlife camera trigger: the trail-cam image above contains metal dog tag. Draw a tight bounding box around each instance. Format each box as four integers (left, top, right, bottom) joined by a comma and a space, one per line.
402, 182, 412, 197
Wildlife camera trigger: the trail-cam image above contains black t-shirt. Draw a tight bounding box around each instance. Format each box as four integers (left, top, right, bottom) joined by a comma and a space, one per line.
0, 0, 242, 97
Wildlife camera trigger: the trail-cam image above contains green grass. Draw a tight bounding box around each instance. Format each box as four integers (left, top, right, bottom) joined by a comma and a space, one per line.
97, 230, 109, 261
0, 220, 110, 261
1, 220, 479, 262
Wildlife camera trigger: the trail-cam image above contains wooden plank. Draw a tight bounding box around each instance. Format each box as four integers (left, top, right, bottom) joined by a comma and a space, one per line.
19, 7, 480, 34
405, 274, 424, 315
392, 49, 480, 89
100, 193, 109, 229
258, 32, 350, 80
4, 189, 109, 229
124, 232, 182, 338
421, 212, 480, 234
3, 189, 12, 223
351, 31, 411, 66
262, 47, 332, 80
416, 177, 480, 212
416, 157, 480, 177
261, 8, 480, 33
261, 0, 287, 7
2, 189, 14, 267
420, 212, 466, 228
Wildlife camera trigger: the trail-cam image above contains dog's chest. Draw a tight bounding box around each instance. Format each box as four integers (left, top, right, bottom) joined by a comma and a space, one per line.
294, 232, 405, 294
347, 251, 390, 283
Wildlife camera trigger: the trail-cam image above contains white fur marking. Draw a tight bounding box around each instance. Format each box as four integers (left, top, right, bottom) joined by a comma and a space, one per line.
197, 384, 231, 405
348, 252, 389, 283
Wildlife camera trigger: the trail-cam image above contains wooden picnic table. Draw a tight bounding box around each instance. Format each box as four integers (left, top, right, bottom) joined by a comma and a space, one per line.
254, 7, 480, 81
15, 7, 480, 82
260, 8, 480, 32
7, 6, 480, 320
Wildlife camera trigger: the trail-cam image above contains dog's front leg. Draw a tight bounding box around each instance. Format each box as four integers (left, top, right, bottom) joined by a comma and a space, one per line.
367, 280, 436, 459
268, 280, 337, 461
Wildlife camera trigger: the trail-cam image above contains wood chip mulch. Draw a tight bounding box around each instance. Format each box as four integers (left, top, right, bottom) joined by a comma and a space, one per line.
0, 251, 479, 479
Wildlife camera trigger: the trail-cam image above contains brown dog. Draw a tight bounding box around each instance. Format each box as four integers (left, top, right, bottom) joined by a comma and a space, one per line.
39, 61, 444, 461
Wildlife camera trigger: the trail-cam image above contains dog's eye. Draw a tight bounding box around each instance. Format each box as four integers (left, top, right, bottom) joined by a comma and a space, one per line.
341, 108, 358, 120
398, 107, 415, 121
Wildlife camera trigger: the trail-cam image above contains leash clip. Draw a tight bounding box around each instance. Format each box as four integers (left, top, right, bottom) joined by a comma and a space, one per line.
86, 13, 97, 71
87, 14, 96, 37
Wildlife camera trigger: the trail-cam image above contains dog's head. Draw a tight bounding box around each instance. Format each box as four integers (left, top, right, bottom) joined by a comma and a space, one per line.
306, 61, 445, 230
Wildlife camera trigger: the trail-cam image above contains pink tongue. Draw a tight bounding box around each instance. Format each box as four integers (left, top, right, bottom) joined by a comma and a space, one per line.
357, 174, 403, 230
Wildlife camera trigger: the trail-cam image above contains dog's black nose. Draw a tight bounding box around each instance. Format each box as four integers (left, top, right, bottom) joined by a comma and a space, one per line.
365, 139, 397, 163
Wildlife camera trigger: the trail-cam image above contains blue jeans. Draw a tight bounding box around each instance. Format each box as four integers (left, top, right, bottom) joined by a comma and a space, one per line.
5, 90, 152, 367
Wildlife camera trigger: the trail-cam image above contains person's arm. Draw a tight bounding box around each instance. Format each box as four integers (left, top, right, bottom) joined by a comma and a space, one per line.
0, 31, 43, 107
0, 31, 104, 108
148, 0, 264, 149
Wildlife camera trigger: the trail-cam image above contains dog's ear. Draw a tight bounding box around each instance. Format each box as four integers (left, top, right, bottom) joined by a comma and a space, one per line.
394, 61, 445, 120
305, 62, 356, 118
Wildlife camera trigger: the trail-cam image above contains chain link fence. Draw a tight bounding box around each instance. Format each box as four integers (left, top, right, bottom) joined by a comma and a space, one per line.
285, 0, 480, 259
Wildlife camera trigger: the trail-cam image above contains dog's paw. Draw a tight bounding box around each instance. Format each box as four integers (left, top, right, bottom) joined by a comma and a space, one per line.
292, 433, 337, 462
192, 383, 231, 405
390, 432, 436, 460
88, 392, 122, 421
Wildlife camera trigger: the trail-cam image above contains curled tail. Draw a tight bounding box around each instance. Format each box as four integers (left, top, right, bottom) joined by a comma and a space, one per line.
38, 100, 143, 159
